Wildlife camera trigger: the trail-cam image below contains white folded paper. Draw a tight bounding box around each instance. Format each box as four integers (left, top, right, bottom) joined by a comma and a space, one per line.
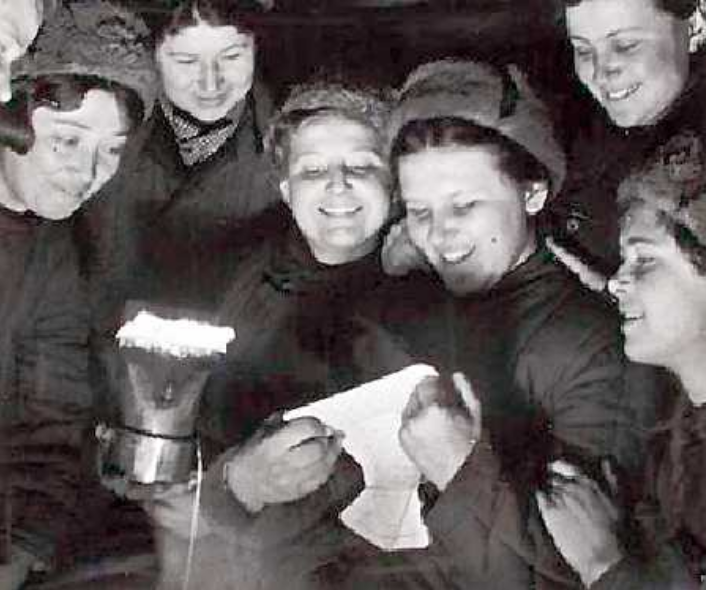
284, 364, 438, 551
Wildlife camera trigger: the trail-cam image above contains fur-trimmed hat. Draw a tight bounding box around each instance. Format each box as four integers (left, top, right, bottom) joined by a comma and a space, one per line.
13, 1, 158, 120
390, 59, 566, 194
618, 131, 706, 244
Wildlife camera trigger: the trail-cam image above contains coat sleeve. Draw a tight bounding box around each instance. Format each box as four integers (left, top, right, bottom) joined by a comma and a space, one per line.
9, 236, 92, 569
191, 445, 366, 590
422, 306, 649, 587
589, 549, 697, 590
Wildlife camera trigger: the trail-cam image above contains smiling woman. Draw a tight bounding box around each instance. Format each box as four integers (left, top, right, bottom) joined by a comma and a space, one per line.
83, 0, 279, 322
545, 0, 706, 284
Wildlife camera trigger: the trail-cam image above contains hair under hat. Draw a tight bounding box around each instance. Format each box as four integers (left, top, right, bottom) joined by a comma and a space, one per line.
390, 59, 566, 194
618, 131, 706, 246
13, 1, 158, 120
265, 81, 392, 172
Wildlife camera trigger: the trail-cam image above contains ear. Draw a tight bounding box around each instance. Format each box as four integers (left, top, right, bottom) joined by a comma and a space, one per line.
279, 179, 291, 206
524, 181, 549, 216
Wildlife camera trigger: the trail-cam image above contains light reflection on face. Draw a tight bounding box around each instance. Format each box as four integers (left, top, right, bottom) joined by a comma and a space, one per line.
399, 146, 544, 295
0, 89, 130, 219
156, 20, 255, 123
609, 203, 706, 371
566, 0, 690, 128
279, 115, 391, 265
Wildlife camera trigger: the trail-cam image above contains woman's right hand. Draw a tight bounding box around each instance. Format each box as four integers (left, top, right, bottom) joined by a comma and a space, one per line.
224, 416, 344, 513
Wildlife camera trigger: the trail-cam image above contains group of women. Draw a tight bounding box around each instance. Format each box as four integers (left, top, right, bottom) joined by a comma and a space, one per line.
1, 0, 706, 589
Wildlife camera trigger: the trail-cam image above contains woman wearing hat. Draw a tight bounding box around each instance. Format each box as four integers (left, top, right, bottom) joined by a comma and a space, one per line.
546, 0, 706, 289
538, 140, 706, 589
0, 2, 156, 587
147, 80, 415, 590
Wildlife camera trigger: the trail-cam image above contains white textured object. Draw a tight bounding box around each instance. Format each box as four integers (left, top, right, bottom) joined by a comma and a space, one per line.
116, 311, 236, 357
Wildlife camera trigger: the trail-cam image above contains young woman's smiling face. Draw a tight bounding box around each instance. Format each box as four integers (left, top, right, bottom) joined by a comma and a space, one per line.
566, 0, 690, 128
279, 115, 390, 265
609, 202, 706, 371
398, 146, 544, 295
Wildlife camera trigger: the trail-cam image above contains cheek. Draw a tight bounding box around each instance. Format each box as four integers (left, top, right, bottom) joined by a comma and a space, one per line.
160, 64, 193, 93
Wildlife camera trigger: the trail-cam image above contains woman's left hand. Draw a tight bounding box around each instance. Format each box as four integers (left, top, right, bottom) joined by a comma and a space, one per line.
536, 460, 623, 587
399, 372, 481, 491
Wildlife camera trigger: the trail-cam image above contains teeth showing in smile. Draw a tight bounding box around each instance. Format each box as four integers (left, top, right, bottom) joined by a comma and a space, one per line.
605, 84, 640, 101
440, 248, 474, 264
320, 205, 361, 216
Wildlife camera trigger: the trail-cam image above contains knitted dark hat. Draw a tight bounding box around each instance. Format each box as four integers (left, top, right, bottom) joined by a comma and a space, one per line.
390, 59, 566, 194
13, 1, 158, 120
618, 131, 706, 244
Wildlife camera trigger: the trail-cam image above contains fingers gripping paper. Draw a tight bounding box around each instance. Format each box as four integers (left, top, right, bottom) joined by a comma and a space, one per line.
284, 364, 437, 551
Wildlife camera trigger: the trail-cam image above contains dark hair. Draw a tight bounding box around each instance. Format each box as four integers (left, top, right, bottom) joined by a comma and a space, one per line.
151, 0, 265, 44
561, 0, 697, 19
0, 75, 143, 155
390, 116, 550, 191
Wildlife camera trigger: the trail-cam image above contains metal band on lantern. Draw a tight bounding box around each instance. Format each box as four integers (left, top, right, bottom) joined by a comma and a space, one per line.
97, 423, 197, 484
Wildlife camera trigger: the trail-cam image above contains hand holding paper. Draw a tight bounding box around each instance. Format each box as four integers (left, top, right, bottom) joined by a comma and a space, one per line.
284, 364, 438, 551
225, 416, 343, 513
399, 372, 481, 491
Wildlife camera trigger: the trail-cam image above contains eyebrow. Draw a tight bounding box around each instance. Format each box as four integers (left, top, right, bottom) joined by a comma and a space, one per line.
570, 27, 646, 42
625, 236, 657, 246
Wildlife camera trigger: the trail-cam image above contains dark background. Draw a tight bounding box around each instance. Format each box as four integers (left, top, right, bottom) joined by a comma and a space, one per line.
121, 0, 602, 147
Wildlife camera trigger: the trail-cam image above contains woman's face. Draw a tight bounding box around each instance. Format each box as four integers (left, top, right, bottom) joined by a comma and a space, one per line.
156, 20, 255, 123
279, 115, 391, 265
609, 203, 706, 372
0, 0, 42, 102
0, 88, 130, 219
398, 146, 545, 295
566, 0, 690, 128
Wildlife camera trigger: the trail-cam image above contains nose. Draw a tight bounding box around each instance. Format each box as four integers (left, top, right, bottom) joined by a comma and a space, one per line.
67, 146, 99, 194
198, 60, 222, 94
593, 49, 622, 86
607, 265, 631, 301
428, 210, 459, 251
326, 165, 352, 194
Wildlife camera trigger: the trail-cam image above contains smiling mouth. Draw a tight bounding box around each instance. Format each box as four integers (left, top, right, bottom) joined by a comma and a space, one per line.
319, 205, 362, 218
605, 84, 641, 102
196, 95, 226, 104
440, 247, 475, 265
